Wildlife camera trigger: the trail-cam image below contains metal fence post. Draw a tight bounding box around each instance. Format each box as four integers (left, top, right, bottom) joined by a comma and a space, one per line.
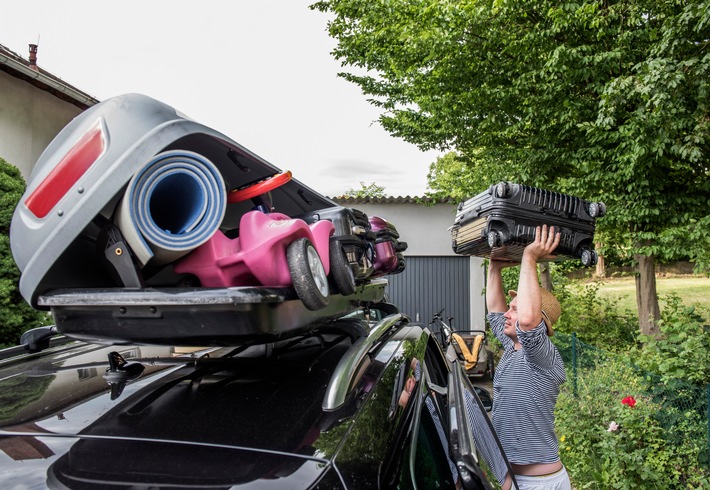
572, 332, 578, 398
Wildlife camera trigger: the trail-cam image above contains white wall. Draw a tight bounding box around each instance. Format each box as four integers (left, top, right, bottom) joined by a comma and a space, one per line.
349, 201, 460, 256
0, 71, 82, 179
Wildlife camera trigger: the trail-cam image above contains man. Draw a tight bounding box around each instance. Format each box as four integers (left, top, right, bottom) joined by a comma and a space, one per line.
486, 225, 572, 489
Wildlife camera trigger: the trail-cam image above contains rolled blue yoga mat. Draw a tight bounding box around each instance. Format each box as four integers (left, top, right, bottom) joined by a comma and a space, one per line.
115, 150, 226, 266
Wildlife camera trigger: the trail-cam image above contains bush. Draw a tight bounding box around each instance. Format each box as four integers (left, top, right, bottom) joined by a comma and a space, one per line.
627, 294, 710, 386
542, 262, 639, 352
0, 157, 52, 347
555, 356, 710, 489
554, 280, 638, 352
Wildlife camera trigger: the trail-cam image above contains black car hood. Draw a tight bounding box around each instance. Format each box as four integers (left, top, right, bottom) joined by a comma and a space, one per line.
0, 339, 355, 488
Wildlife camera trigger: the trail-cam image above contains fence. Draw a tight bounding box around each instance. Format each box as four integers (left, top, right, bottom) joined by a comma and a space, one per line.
553, 332, 710, 472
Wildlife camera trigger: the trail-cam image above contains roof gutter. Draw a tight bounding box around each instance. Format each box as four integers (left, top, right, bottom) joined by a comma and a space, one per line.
0, 51, 99, 108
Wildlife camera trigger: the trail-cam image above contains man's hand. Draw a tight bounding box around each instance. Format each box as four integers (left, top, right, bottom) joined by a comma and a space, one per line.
523, 225, 561, 263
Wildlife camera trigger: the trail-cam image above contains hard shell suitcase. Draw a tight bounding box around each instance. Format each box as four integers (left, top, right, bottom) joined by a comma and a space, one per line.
368, 216, 408, 276
450, 182, 606, 265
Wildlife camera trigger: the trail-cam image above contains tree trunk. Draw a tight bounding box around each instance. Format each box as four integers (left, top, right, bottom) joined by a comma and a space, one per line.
594, 242, 606, 278
634, 251, 661, 336
539, 263, 553, 291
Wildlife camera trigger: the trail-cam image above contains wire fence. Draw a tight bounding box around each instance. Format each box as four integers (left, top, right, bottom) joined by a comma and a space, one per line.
553, 332, 710, 472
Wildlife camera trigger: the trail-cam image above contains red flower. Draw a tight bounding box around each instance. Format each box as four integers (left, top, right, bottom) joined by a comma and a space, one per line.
621, 396, 637, 408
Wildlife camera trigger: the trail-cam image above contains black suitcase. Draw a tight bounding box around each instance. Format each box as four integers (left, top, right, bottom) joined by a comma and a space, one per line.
450, 182, 606, 266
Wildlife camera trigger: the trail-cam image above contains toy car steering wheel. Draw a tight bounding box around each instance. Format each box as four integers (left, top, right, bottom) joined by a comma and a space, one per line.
228, 171, 292, 204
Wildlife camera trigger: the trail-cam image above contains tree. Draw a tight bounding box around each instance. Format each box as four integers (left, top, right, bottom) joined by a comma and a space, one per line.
312, 0, 710, 335
0, 157, 52, 347
344, 181, 387, 198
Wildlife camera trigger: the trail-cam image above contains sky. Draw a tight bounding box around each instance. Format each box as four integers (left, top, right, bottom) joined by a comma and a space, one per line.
2, 0, 442, 197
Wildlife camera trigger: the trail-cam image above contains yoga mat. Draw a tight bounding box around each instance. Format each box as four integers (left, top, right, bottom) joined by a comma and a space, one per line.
115, 150, 226, 266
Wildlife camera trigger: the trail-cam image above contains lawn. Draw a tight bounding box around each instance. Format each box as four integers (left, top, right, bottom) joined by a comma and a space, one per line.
595, 275, 710, 315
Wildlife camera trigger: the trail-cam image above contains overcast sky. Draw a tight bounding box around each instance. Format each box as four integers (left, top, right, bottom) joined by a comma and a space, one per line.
2, 0, 441, 197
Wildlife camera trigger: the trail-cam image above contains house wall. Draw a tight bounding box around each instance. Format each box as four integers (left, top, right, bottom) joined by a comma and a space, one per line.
350, 201, 457, 256
0, 71, 83, 179
339, 200, 487, 328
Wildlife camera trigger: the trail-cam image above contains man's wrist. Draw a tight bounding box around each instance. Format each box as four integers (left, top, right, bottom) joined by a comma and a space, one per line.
521, 250, 540, 265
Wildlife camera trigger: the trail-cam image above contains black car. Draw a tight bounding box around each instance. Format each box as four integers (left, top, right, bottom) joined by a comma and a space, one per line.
0, 307, 508, 489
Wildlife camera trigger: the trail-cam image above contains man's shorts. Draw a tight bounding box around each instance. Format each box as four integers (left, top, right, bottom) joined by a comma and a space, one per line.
513, 466, 572, 490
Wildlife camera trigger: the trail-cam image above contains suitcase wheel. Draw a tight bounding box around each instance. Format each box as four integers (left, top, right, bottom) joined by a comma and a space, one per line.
494, 182, 511, 199
581, 249, 598, 267
588, 202, 607, 218
487, 230, 501, 248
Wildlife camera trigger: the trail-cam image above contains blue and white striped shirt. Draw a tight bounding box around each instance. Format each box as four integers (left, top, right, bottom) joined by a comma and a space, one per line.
488, 312, 566, 465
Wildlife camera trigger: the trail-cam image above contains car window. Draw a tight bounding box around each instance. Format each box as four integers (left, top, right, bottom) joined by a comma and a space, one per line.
451, 354, 516, 489
411, 398, 459, 489
423, 335, 448, 388
396, 333, 460, 489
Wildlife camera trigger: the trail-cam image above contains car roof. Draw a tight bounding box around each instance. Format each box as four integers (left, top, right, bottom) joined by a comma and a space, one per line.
0, 315, 417, 487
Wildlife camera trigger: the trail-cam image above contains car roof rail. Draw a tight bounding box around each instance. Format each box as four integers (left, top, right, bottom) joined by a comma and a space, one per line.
322, 313, 403, 411
0, 330, 74, 361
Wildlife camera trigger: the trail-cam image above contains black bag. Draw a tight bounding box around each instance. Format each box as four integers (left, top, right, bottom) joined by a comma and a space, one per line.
450, 182, 606, 266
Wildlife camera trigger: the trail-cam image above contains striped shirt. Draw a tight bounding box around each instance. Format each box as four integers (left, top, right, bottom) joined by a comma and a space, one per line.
488, 312, 566, 465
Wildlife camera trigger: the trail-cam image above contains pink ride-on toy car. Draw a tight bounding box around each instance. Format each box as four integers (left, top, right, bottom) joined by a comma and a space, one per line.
175, 172, 335, 311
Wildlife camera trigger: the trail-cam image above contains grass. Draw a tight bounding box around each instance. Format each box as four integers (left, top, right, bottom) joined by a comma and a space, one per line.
594, 275, 710, 314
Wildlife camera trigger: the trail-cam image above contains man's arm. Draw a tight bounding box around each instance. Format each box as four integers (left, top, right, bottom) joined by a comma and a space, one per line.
486, 260, 509, 313
516, 225, 560, 331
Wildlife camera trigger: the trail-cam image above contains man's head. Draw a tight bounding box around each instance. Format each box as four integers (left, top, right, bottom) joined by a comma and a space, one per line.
507, 289, 561, 336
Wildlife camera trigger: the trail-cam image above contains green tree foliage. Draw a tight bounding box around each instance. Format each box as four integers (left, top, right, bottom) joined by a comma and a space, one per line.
312, 0, 710, 333
344, 180, 387, 198
0, 158, 52, 347
426, 150, 515, 201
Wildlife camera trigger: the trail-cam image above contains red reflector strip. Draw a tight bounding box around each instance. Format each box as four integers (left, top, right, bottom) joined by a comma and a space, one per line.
25, 123, 105, 218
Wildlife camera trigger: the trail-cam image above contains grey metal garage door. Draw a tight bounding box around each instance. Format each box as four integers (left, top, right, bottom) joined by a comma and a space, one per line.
385, 255, 472, 331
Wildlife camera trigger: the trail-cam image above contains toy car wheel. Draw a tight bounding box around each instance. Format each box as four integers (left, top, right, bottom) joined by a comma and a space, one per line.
598, 202, 607, 217
329, 244, 357, 296
287, 238, 329, 310
487, 231, 500, 248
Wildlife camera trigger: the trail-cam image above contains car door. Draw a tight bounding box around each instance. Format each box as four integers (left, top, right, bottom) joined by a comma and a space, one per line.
395, 332, 493, 489
445, 343, 519, 490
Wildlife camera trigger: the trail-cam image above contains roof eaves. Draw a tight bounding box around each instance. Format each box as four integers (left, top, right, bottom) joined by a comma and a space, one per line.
0, 43, 99, 110
330, 195, 457, 205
